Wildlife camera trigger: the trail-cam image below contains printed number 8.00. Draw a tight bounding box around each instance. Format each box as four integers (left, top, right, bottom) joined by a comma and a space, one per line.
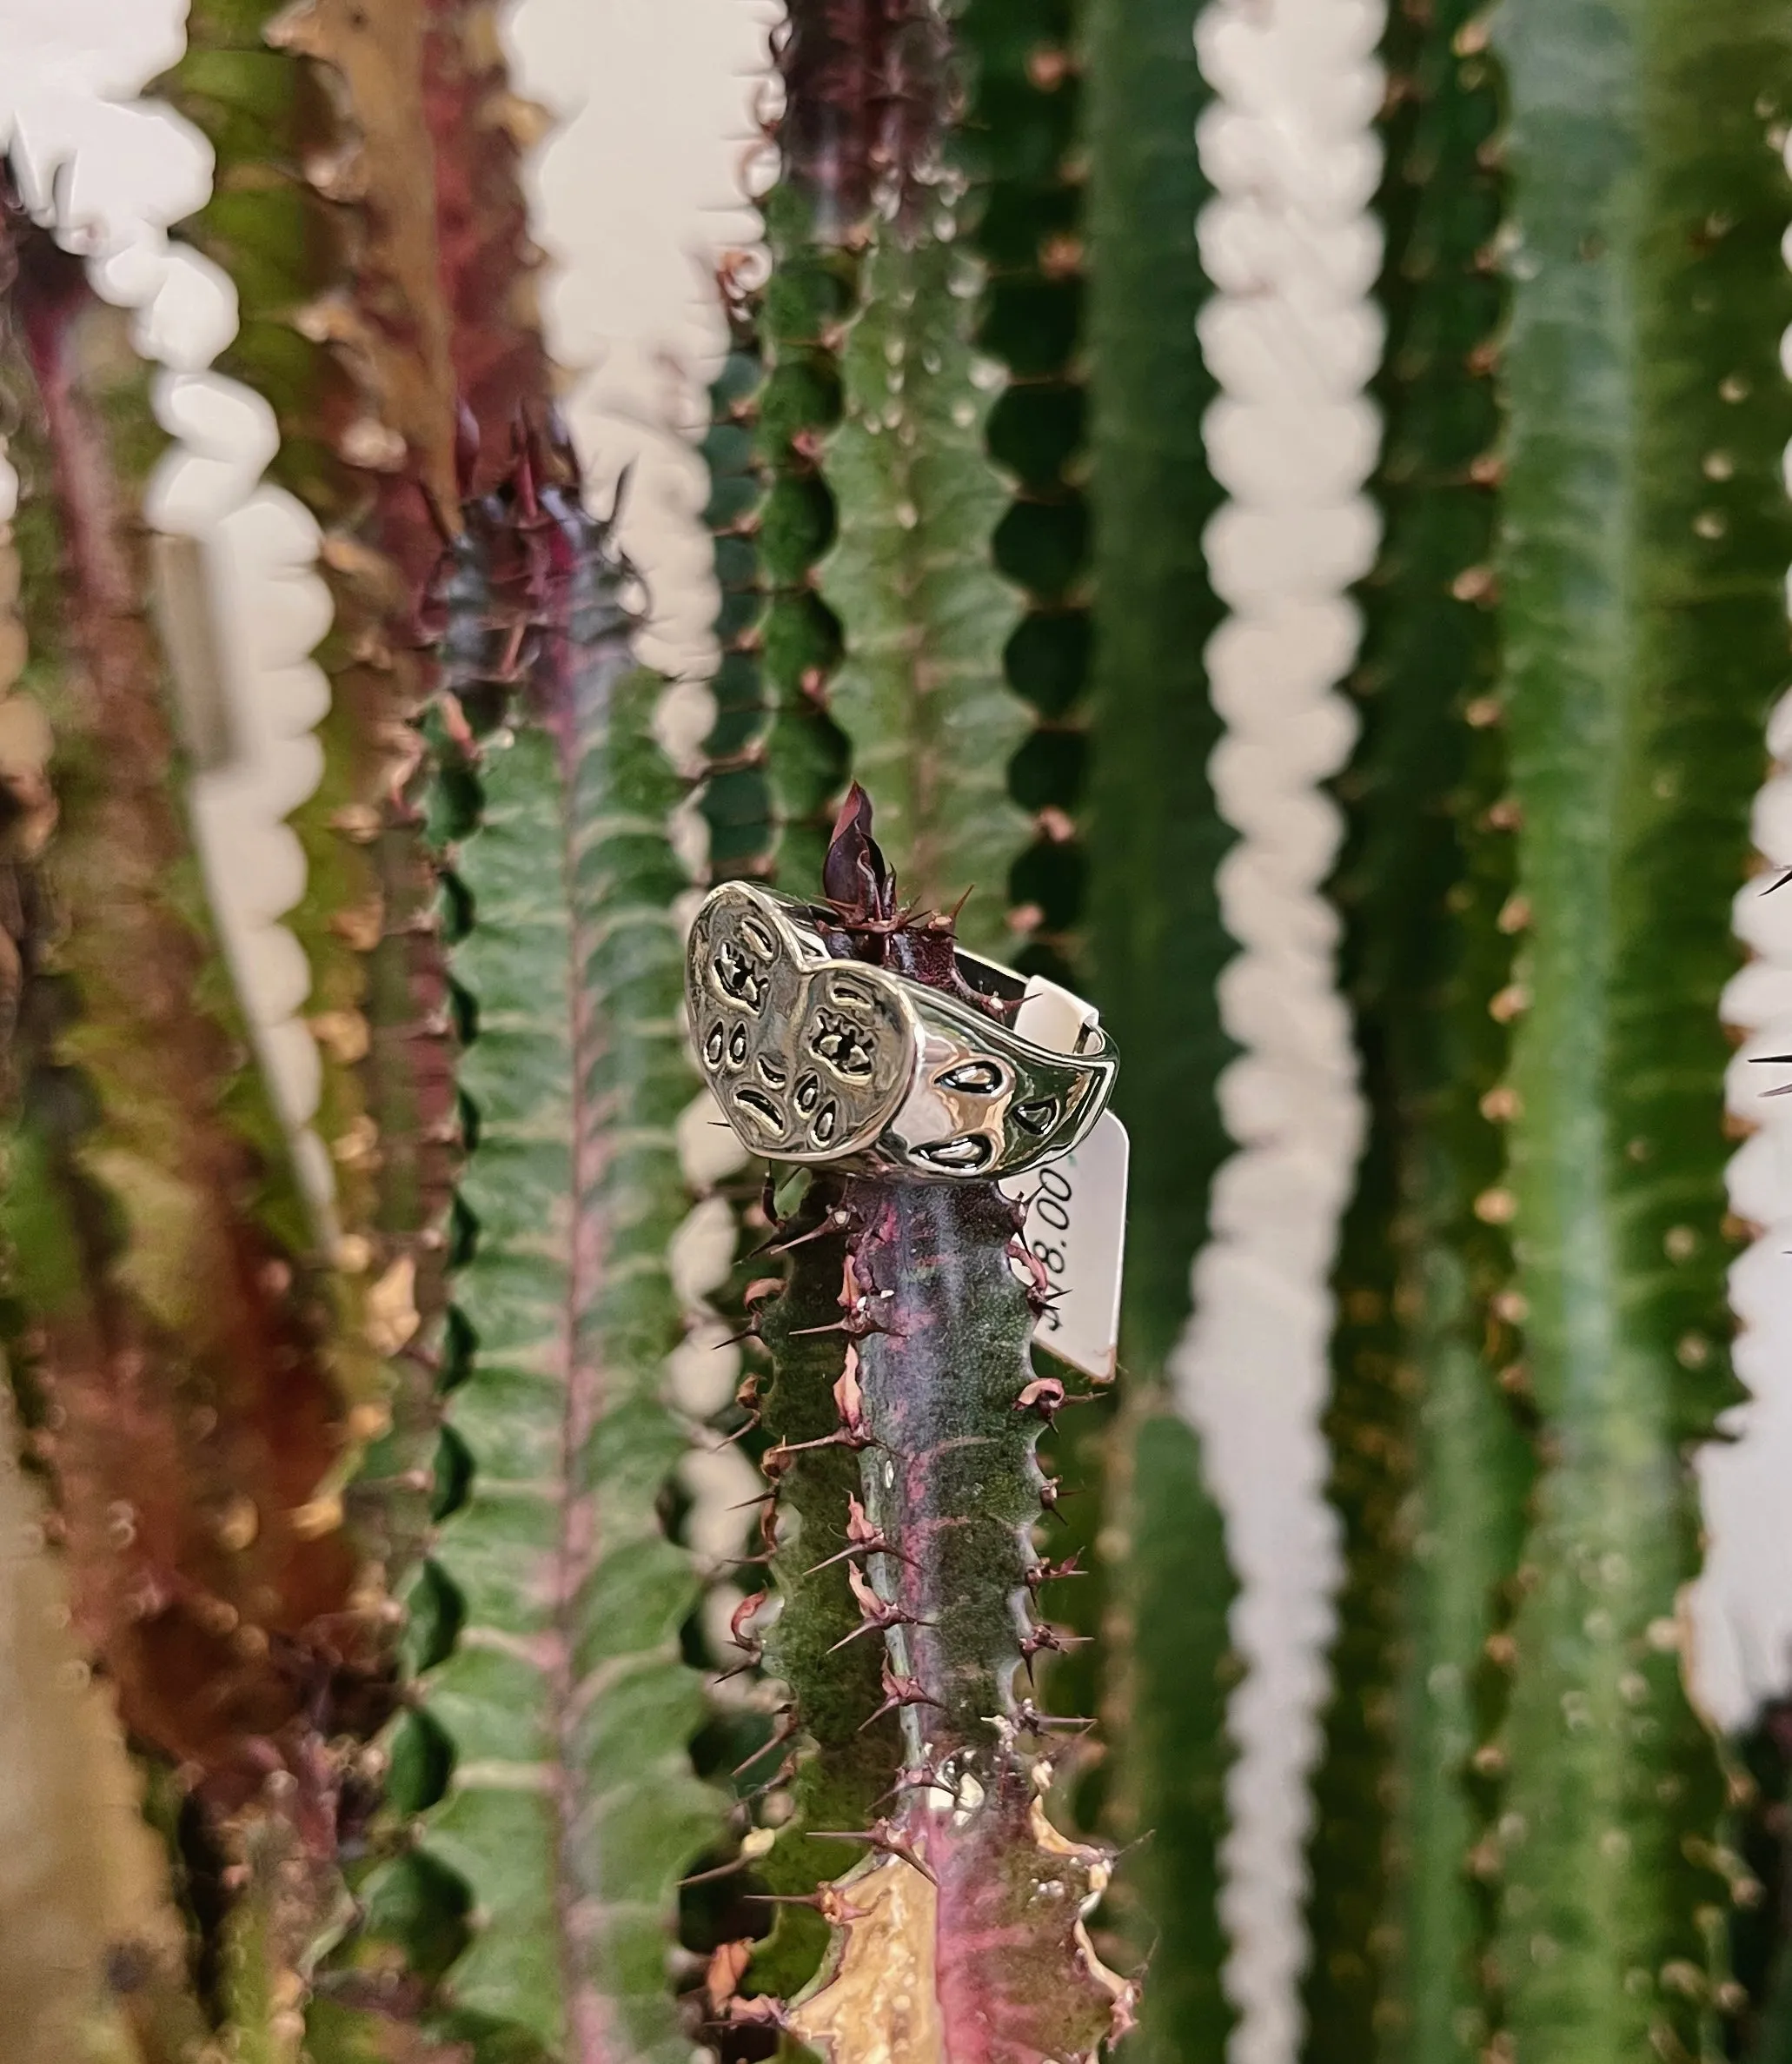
1031, 1163, 1074, 1331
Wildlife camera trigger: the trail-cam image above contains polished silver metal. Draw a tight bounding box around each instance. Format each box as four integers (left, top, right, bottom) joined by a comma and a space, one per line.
686, 881, 1118, 1182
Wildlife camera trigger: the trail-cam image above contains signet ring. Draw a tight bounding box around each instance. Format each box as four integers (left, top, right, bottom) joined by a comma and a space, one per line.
686, 882, 1118, 1184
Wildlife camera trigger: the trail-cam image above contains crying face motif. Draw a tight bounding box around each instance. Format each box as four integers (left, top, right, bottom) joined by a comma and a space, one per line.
689, 886, 913, 1163
884, 992, 1109, 1180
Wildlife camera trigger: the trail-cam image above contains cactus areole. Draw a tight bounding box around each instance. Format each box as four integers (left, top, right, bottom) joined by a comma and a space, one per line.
691, 787, 1133, 2058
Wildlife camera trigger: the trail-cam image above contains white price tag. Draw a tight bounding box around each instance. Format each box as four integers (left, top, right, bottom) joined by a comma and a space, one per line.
1000, 979, 1130, 1383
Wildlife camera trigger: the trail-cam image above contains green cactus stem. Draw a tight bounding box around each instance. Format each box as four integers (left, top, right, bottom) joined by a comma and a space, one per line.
1083, 0, 1231, 1381
716, 793, 1131, 2057
698, 284, 777, 883
1485, 3, 1792, 2054
816, 194, 1029, 959
705, 0, 1036, 938
1080, 0, 1239, 2052
702, 0, 949, 898
0, 202, 378, 1808
958, 0, 1090, 986
375, 441, 722, 2060
1299, 10, 1532, 2061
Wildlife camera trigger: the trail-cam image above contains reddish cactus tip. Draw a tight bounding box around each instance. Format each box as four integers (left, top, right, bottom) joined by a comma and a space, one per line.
823, 780, 897, 921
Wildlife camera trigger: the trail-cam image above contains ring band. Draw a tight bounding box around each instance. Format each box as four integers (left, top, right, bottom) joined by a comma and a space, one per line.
686, 883, 1118, 1183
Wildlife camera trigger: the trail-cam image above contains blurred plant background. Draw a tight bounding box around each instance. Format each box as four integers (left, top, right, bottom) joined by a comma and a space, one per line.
6, 2, 1792, 2061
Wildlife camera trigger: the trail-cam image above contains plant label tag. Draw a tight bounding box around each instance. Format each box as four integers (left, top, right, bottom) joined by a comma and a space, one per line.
1001, 979, 1130, 1383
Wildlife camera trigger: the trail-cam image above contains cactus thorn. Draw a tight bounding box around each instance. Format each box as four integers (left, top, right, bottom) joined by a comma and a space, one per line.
755, 1205, 857, 1257
862, 1656, 944, 1729
1016, 1374, 1067, 1420
809, 1818, 939, 1886
680, 1855, 754, 1888
1025, 1551, 1086, 1591
803, 1490, 916, 1576
732, 1714, 799, 1779
1015, 1699, 1098, 1738
827, 1563, 933, 1650
716, 1591, 768, 1680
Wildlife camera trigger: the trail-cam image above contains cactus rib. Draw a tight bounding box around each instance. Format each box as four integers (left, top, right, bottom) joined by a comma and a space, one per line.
818, 197, 1029, 959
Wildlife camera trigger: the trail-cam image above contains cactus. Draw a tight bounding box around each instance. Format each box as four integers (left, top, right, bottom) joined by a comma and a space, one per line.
0, 196, 383, 2045
1299, 10, 1533, 2061
710, 792, 1132, 2057
703, 2, 1032, 959
1080, 0, 1241, 2054
348, 441, 724, 2060
163, 0, 550, 1576
958, 0, 1091, 987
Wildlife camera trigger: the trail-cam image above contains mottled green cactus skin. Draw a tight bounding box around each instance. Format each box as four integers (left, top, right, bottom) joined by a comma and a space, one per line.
1300, 11, 1532, 2062
745, 1185, 904, 2001
1487, 3, 1792, 2056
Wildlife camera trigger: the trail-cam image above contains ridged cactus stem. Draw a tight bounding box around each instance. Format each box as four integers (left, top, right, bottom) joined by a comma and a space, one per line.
727, 794, 1129, 2058
1487, 3, 1792, 2054
388, 441, 722, 2059
959, 0, 1092, 986
1082, 0, 1239, 2051
818, 195, 1030, 954
163, 0, 554, 1570
1300, 9, 1530, 2061
0, 209, 372, 1808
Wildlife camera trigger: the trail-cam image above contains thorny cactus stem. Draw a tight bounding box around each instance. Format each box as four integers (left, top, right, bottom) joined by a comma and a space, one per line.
721, 788, 1131, 2060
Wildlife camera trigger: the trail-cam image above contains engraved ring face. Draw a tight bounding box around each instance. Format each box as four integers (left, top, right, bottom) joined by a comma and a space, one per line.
687, 883, 1118, 1182
688, 885, 914, 1163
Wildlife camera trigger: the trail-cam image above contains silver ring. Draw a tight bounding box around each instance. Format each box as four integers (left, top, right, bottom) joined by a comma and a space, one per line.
687, 883, 1118, 1182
